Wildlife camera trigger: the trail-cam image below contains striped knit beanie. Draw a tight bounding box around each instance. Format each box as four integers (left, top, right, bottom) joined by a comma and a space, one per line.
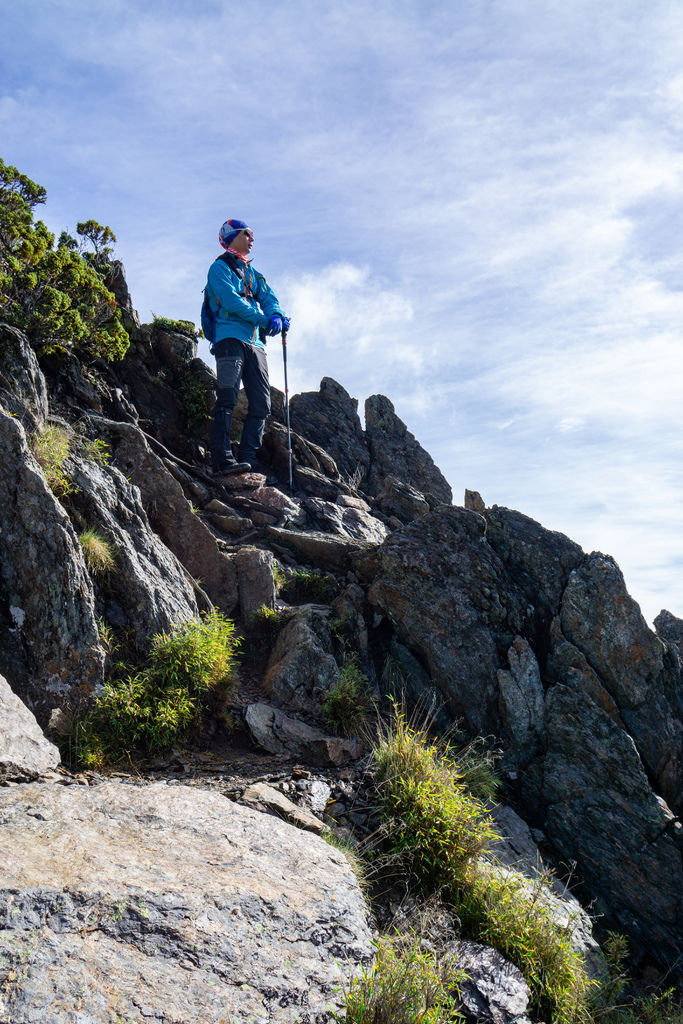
219, 219, 250, 249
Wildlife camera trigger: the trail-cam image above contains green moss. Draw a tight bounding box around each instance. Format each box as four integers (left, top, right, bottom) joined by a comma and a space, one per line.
152, 314, 197, 337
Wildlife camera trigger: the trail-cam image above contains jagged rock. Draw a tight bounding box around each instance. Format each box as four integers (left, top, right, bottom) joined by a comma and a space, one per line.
67, 454, 198, 646
375, 475, 430, 523
303, 497, 389, 543
560, 553, 682, 811
0, 323, 48, 429
0, 411, 104, 721
497, 636, 546, 768
245, 703, 363, 766
264, 605, 341, 711
654, 608, 683, 657
241, 782, 326, 834
382, 638, 451, 731
448, 940, 532, 1024
294, 778, 332, 816
542, 680, 683, 961
266, 526, 378, 574
364, 394, 452, 503
207, 512, 254, 536
289, 378, 369, 484
0, 674, 60, 780
369, 506, 527, 735
0, 780, 373, 1023
234, 546, 275, 619
104, 259, 140, 329
252, 485, 305, 525
464, 488, 486, 513
93, 418, 239, 613
294, 464, 342, 499
153, 328, 197, 370
338, 494, 371, 511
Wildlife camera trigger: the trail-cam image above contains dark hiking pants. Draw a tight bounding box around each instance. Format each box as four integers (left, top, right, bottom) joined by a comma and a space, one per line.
210, 337, 270, 470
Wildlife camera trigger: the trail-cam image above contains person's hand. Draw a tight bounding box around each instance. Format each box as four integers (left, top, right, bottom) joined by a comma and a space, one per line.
281, 315, 291, 333
267, 314, 283, 336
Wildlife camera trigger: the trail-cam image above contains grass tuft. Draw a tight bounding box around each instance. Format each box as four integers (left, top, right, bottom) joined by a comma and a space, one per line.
323, 657, 373, 736
32, 423, 75, 496
79, 528, 115, 574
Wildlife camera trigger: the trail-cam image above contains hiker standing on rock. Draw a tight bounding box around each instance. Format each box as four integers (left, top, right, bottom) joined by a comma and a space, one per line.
204, 219, 289, 481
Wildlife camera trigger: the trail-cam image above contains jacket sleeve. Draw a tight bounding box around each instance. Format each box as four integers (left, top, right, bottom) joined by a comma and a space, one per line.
207, 261, 269, 328
252, 269, 283, 319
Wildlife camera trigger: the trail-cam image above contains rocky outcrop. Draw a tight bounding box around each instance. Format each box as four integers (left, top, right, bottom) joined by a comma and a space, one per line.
264, 605, 341, 712
364, 394, 452, 504
450, 941, 532, 1024
0, 323, 48, 429
0, 411, 104, 720
0, 674, 60, 780
0, 780, 373, 1024
289, 377, 369, 484
303, 496, 388, 543
245, 702, 363, 766
67, 453, 198, 647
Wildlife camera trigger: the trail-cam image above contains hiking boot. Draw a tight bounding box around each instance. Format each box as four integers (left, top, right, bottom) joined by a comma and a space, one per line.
242, 460, 278, 486
212, 461, 251, 483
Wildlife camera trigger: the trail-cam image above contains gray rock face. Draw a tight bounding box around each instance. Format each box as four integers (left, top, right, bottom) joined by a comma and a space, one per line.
559, 553, 682, 811
654, 608, 683, 662
245, 702, 363, 766
0, 673, 60, 780
0, 323, 48, 429
289, 378, 369, 484
303, 497, 389, 543
234, 546, 275, 618
369, 506, 527, 735
364, 394, 452, 504
0, 780, 374, 1024
543, 680, 682, 955
375, 475, 430, 523
264, 605, 341, 712
267, 526, 377, 574
67, 454, 198, 647
449, 941, 531, 1024
241, 782, 326, 834
0, 411, 104, 720
497, 637, 545, 767
97, 418, 239, 614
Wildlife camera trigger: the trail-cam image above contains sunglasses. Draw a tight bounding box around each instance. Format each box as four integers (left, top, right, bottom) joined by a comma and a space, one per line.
242, 229, 254, 240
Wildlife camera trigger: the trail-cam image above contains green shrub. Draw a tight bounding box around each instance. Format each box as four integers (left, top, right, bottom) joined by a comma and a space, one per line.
370, 712, 592, 1024
251, 603, 283, 640
152, 314, 197, 337
341, 935, 464, 1024
281, 569, 336, 604
32, 424, 75, 496
591, 934, 682, 1024
323, 658, 373, 735
71, 611, 240, 766
180, 374, 212, 433
78, 528, 115, 574
0, 159, 129, 361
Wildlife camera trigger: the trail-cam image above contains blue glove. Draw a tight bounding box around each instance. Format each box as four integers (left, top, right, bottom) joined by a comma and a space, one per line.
282, 315, 291, 333
267, 315, 283, 336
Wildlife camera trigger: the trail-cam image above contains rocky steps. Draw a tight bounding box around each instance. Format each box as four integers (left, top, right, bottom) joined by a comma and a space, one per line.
0, 262, 681, 1021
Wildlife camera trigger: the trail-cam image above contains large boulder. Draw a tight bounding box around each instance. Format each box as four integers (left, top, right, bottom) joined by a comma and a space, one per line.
0, 673, 60, 780
368, 506, 527, 734
0, 780, 374, 1023
0, 410, 104, 721
264, 605, 341, 712
364, 394, 452, 503
0, 323, 48, 429
91, 417, 238, 614
245, 702, 363, 766
67, 454, 198, 647
303, 497, 389, 544
289, 377, 369, 485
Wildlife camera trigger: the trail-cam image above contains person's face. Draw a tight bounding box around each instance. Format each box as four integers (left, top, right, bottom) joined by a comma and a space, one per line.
231, 228, 253, 255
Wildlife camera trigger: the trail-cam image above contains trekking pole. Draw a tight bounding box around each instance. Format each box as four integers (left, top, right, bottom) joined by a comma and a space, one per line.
282, 326, 293, 491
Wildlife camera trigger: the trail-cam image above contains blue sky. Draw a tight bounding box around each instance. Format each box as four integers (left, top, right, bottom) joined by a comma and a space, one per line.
3, 0, 683, 623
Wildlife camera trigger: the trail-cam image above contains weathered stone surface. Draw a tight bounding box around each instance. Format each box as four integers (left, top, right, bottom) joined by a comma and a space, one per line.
267, 526, 377, 574
241, 782, 326, 834
234, 546, 275, 619
464, 488, 486, 513
252, 486, 303, 525
0, 674, 60, 780
364, 394, 452, 503
289, 378, 369, 484
654, 608, 683, 662
0, 780, 373, 1024
0, 411, 104, 721
542, 681, 683, 960
369, 506, 527, 735
374, 475, 430, 523
294, 465, 343, 500
104, 259, 140, 330
382, 638, 451, 731
497, 636, 545, 767
94, 417, 238, 613
303, 497, 389, 544
153, 327, 197, 370
67, 454, 198, 647
264, 605, 341, 711
0, 323, 48, 428
560, 553, 682, 811
245, 703, 363, 766
448, 940, 532, 1024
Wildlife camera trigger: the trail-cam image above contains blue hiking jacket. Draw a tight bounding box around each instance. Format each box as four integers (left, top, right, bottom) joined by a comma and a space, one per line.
206, 253, 283, 352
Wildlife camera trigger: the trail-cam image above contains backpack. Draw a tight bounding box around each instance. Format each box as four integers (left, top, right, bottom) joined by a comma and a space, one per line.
200, 285, 218, 348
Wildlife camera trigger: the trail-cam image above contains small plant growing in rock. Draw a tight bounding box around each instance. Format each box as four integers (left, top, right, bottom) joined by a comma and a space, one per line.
31, 423, 76, 497
180, 375, 212, 433
282, 568, 336, 604
78, 528, 116, 574
340, 934, 465, 1024
81, 437, 110, 466
323, 658, 373, 735
71, 610, 240, 766
251, 604, 283, 640
152, 314, 197, 337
